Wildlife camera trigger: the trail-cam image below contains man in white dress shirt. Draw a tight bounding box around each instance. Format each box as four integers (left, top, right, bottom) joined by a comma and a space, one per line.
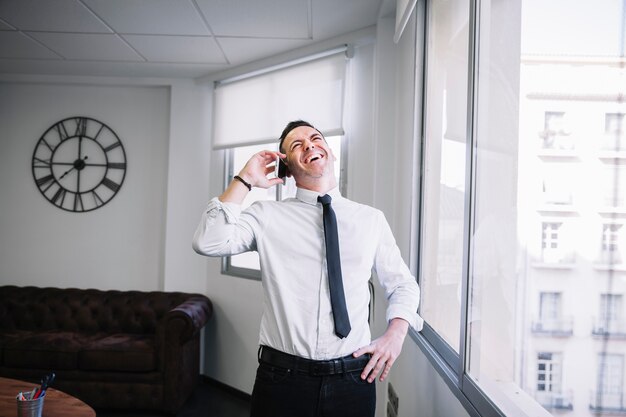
193, 120, 422, 417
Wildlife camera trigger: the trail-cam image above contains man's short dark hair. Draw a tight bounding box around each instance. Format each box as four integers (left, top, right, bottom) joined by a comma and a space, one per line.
278, 120, 322, 152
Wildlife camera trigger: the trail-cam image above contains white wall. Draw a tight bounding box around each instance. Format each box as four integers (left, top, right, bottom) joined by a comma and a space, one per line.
0, 82, 170, 290
0, 77, 210, 292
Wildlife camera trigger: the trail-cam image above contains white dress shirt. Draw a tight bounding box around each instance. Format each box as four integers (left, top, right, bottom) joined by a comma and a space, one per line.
193, 186, 422, 360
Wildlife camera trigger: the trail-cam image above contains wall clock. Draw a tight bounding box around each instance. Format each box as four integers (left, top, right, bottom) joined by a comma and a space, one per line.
31, 116, 127, 212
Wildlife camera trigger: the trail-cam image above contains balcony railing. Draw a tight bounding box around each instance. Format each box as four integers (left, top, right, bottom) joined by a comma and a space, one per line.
539, 130, 574, 151
538, 249, 576, 266
592, 318, 626, 337
531, 317, 574, 336
536, 390, 573, 410
590, 391, 626, 413
600, 134, 626, 152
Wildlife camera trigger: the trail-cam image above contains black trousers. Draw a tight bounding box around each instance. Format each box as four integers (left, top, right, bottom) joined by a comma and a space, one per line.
250, 353, 376, 417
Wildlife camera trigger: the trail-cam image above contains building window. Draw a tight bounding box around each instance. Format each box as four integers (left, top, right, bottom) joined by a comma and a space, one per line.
601, 166, 626, 209
594, 294, 625, 336
540, 111, 572, 150
604, 113, 625, 151
541, 164, 574, 206
602, 224, 622, 252
599, 223, 624, 265
592, 354, 625, 411
222, 137, 344, 278
541, 222, 561, 263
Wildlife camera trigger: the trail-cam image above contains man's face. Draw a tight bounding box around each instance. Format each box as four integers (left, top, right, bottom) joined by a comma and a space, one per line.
281, 126, 335, 181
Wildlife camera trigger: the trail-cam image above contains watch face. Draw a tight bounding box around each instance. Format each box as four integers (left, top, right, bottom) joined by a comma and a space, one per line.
31, 117, 127, 212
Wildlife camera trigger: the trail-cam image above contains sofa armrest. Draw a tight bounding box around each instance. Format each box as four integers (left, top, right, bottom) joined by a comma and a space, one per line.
164, 296, 212, 343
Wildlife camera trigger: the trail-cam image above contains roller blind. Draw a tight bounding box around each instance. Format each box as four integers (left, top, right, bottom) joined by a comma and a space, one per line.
212, 51, 348, 149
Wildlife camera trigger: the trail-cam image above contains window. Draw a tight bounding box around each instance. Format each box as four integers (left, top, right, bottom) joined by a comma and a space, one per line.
414, 0, 625, 416
541, 164, 574, 206
604, 113, 625, 151
595, 294, 624, 336
539, 292, 560, 326
535, 352, 570, 410
601, 165, 626, 209
211, 49, 350, 278
223, 137, 344, 278
540, 222, 573, 264
592, 354, 625, 411
540, 112, 572, 150
419, 0, 469, 356
600, 224, 623, 264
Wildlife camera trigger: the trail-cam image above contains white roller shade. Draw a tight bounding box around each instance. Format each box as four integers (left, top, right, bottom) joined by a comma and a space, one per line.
212, 51, 348, 149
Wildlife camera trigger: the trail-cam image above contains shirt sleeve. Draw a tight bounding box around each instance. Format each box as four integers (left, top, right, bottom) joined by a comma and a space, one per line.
192, 197, 258, 257
373, 211, 424, 332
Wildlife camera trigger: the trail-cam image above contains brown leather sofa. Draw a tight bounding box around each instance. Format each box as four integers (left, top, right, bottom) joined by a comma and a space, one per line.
0, 285, 212, 413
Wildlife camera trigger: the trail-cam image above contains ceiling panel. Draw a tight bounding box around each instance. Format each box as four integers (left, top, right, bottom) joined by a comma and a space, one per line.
28, 32, 143, 61
313, 0, 381, 39
0, 31, 61, 59
218, 37, 310, 66
123, 35, 225, 63
195, 0, 310, 38
83, 0, 210, 36
0, 0, 112, 33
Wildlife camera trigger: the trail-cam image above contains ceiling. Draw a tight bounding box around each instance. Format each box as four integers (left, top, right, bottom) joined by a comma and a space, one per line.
0, 0, 383, 79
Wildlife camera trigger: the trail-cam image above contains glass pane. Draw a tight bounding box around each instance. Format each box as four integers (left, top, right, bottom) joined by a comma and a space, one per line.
419, 0, 470, 353
466, 0, 625, 415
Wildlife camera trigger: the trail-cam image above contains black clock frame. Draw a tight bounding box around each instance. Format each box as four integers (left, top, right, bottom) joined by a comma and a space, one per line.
31, 116, 127, 213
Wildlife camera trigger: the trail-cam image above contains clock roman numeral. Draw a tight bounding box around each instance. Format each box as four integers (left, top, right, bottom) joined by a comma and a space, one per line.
92, 124, 105, 141
55, 122, 70, 141
36, 174, 55, 187
41, 138, 54, 152
75, 117, 87, 137
91, 191, 104, 207
103, 142, 121, 152
33, 157, 51, 168
74, 193, 84, 211
102, 177, 120, 192
51, 187, 66, 206
107, 162, 126, 169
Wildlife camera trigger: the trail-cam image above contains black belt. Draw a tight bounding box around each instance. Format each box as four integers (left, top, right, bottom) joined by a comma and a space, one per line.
258, 345, 371, 376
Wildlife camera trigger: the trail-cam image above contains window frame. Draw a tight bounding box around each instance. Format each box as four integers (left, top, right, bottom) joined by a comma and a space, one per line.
409, 0, 555, 416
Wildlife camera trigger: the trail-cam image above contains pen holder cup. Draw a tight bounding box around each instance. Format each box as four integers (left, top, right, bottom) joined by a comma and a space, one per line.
16, 392, 45, 417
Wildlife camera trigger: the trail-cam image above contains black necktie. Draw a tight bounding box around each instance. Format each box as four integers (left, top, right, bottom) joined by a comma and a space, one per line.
318, 194, 351, 338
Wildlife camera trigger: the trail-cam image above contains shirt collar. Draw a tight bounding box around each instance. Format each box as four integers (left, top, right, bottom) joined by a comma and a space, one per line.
296, 186, 343, 206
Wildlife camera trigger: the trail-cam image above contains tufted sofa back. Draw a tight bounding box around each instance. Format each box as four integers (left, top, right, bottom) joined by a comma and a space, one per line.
0, 285, 198, 334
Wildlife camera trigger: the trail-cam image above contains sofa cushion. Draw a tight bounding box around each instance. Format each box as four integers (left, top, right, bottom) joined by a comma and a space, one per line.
79, 333, 156, 372
3, 330, 82, 370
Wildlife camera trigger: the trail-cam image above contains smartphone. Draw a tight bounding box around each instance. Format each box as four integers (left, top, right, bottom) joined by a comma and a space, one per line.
275, 155, 288, 179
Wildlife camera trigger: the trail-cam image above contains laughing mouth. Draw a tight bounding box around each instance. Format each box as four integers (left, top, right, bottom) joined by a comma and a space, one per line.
304, 154, 325, 164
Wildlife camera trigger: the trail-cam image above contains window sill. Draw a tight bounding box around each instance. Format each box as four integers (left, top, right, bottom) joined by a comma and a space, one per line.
593, 263, 626, 272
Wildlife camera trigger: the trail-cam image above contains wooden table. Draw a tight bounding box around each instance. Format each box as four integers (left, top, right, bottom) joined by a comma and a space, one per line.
0, 377, 95, 417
